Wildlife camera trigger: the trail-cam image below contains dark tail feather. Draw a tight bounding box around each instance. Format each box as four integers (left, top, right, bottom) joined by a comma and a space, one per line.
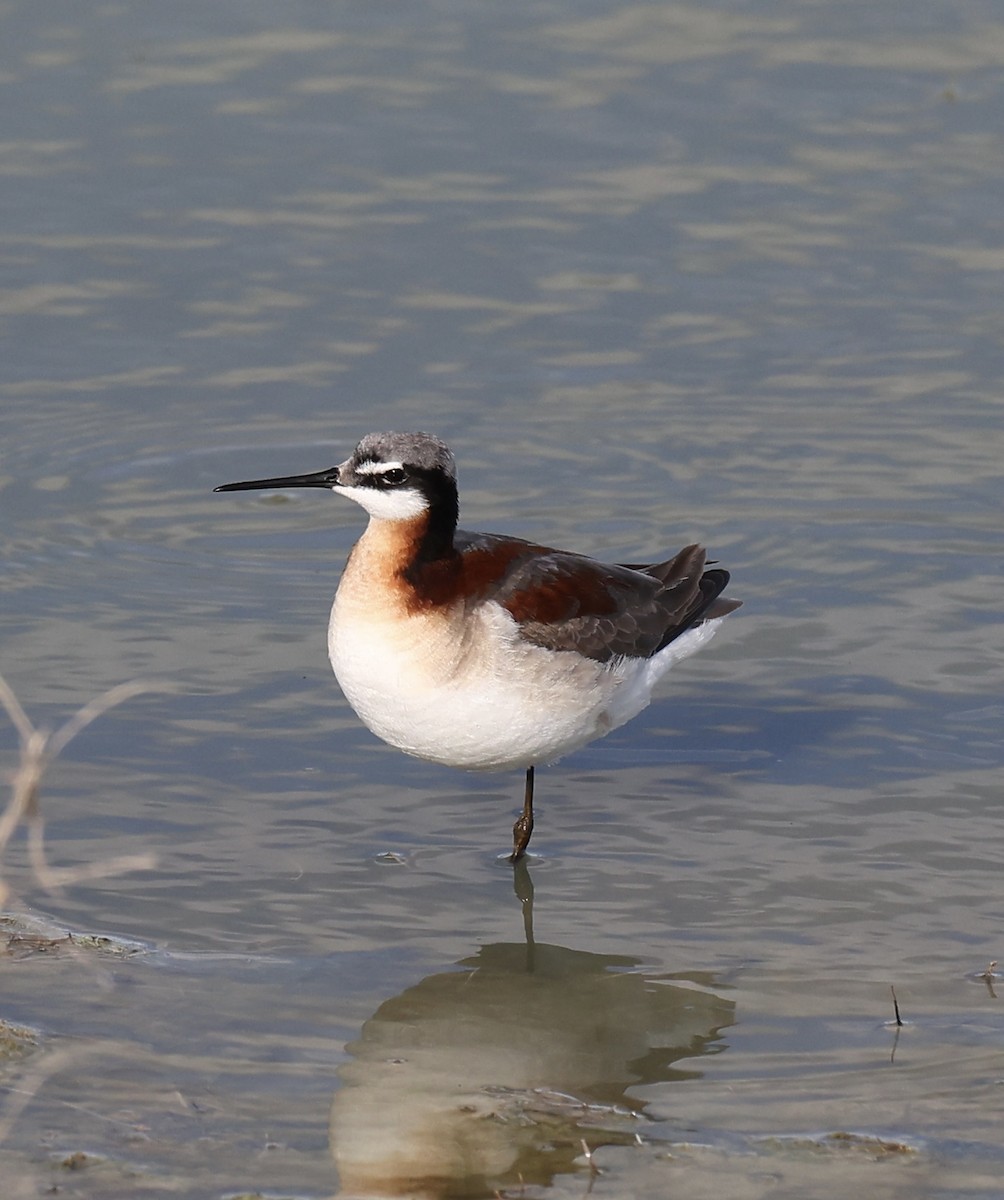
695, 568, 742, 622
620, 544, 741, 651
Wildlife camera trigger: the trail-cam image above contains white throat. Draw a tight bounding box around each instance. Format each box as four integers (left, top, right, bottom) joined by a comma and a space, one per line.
335, 484, 429, 521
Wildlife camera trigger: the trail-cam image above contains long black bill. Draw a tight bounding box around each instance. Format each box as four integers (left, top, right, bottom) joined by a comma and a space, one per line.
214, 466, 341, 493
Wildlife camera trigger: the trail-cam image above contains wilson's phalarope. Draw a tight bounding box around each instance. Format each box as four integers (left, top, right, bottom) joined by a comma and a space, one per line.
216, 431, 740, 860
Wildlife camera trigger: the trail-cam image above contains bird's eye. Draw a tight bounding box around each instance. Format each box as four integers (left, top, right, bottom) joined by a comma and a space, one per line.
382, 467, 407, 485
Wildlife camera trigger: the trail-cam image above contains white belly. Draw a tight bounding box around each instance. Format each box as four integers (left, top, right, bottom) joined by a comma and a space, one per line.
328, 591, 722, 772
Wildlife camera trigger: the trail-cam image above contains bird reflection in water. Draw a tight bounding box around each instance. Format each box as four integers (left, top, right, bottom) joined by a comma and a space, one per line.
330, 862, 735, 1197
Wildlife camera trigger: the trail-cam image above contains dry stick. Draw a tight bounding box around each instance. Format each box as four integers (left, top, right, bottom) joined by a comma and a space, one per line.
890, 984, 903, 1027
0, 675, 166, 1156
0, 673, 162, 905
580, 1139, 600, 1175
886, 985, 905, 1065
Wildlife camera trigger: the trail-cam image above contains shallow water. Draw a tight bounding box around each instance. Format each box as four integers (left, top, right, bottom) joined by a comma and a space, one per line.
2, 1, 1004, 1196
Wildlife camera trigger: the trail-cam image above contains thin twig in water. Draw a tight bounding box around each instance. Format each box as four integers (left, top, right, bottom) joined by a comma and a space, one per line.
0, 672, 162, 905
890, 985, 903, 1027
887, 985, 905, 1064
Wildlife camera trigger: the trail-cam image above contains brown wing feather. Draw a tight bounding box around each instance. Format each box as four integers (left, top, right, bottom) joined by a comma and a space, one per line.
454, 533, 739, 664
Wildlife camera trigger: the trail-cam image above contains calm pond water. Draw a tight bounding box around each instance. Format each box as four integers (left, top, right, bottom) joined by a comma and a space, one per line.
2, 1, 1004, 1196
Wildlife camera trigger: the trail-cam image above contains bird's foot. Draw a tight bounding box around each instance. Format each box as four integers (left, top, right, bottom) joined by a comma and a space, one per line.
510, 811, 533, 862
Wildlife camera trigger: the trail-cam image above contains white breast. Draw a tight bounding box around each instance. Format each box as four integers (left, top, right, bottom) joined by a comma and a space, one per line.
328, 587, 723, 772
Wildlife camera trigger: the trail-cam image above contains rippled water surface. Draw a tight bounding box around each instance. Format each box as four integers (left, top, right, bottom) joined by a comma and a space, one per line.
2, 1, 1004, 1197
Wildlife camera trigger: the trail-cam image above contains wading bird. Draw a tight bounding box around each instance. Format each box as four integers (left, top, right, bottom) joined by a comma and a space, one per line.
216, 432, 740, 860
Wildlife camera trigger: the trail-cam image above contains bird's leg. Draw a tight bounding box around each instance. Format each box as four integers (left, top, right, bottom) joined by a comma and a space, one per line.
510, 765, 534, 862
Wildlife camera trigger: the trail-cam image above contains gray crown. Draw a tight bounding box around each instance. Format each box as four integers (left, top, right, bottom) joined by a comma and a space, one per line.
352, 431, 456, 480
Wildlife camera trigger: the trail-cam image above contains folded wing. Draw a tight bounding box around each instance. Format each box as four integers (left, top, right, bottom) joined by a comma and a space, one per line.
457, 534, 740, 664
